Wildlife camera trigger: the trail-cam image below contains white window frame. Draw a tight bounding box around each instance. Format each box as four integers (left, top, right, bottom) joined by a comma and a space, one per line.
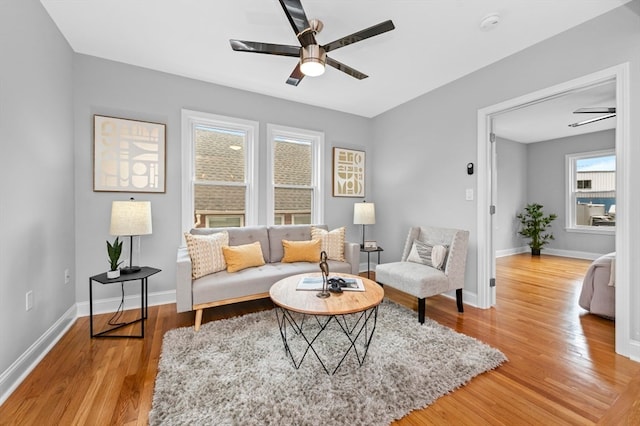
565, 149, 615, 235
181, 109, 259, 234
266, 124, 324, 226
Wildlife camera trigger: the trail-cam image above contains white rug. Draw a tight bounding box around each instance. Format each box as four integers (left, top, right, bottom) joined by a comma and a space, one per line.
150, 300, 506, 425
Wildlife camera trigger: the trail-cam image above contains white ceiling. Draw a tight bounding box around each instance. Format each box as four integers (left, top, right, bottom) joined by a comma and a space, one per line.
41, 0, 628, 126
493, 80, 617, 143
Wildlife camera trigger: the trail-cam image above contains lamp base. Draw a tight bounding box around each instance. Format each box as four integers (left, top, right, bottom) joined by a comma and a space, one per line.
120, 266, 142, 275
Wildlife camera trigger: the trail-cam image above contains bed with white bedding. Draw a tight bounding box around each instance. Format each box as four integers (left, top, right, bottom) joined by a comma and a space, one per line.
578, 252, 615, 320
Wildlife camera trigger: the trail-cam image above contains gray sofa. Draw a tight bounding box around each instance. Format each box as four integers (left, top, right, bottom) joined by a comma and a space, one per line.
176, 224, 359, 330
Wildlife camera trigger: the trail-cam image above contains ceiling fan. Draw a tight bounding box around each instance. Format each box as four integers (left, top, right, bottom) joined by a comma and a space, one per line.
568, 107, 616, 127
229, 0, 395, 86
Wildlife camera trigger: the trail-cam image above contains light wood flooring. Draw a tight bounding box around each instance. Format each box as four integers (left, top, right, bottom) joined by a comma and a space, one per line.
1, 254, 639, 425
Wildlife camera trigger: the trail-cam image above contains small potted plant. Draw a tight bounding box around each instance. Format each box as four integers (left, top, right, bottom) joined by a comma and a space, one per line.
107, 236, 123, 278
516, 203, 557, 256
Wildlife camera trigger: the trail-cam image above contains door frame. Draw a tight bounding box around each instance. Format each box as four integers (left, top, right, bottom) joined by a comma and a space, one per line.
476, 63, 631, 357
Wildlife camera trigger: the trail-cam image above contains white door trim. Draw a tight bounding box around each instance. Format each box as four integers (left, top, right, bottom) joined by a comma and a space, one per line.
476, 63, 631, 357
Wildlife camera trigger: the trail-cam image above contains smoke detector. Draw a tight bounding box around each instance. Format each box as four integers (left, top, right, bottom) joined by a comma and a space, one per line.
480, 14, 500, 31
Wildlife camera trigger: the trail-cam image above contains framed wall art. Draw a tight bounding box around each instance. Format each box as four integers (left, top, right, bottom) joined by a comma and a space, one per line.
93, 115, 166, 193
332, 147, 365, 197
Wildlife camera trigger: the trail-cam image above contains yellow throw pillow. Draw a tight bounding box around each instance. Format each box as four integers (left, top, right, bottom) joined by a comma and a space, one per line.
311, 226, 345, 261
184, 232, 229, 279
281, 239, 321, 263
222, 241, 266, 273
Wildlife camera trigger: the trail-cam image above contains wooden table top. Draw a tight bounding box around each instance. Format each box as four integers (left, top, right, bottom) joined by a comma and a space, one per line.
269, 272, 384, 315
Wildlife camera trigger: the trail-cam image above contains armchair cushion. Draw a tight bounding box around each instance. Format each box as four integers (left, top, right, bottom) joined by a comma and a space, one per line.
407, 240, 448, 270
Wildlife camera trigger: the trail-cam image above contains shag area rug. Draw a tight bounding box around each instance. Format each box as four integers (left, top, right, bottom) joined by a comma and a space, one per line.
150, 300, 506, 425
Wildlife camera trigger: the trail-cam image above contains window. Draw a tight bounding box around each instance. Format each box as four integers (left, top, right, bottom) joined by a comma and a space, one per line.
565, 150, 615, 232
182, 110, 258, 231
577, 180, 592, 189
267, 124, 324, 226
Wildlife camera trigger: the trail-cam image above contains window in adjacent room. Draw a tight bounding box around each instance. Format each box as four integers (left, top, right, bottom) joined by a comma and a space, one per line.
182, 110, 258, 231
566, 149, 615, 232
267, 124, 324, 226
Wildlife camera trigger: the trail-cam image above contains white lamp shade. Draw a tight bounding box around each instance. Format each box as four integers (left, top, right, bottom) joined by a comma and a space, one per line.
353, 202, 376, 225
110, 200, 152, 236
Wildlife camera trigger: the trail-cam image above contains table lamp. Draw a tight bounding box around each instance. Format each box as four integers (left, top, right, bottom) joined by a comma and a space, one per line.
353, 201, 375, 248
110, 198, 152, 274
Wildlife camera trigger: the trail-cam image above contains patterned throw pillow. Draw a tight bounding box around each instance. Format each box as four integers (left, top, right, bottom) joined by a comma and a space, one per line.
311, 226, 345, 261
407, 240, 448, 270
222, 241, 266, 273
281, 239, 321, 263
184, 231, 229, 279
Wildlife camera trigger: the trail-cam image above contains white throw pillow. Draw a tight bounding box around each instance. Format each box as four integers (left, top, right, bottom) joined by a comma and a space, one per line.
184, 231, 229, 279
406, 240, 448, 270
311, 226, 345, 261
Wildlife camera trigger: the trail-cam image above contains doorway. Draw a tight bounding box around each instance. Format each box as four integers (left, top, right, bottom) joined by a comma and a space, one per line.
476, 64, 631, 357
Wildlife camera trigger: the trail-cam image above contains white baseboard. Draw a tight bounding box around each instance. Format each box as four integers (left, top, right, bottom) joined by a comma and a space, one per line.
496, 246, 528, 257
76, 289, 176, 317
0, 305, 77, 406
629, 339, 640, 363
440, 289, 479, 308
1, 289, 176, 406
497, 246, 603, 261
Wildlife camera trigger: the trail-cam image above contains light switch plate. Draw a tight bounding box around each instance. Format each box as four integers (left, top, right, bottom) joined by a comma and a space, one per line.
465, 188, 474, 201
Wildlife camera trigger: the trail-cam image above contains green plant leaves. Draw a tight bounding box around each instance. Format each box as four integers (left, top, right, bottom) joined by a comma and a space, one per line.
107, 236, 123, 271
516, 203, 557, 250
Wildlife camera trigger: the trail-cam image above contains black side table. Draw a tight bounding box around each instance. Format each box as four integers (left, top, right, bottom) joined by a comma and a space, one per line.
89, 266, 161, 338
361, 247, 383, 279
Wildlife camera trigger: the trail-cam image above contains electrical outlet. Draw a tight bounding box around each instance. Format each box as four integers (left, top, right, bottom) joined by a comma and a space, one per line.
64, 269, 70, 284
26, 291, 33, 311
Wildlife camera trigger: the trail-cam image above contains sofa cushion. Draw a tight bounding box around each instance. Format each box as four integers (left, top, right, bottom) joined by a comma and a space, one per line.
281, 239, 321, 263
192, 260, 354, 306
268, 225, 321, 263
184, 231, 229, 279
222, 241, 266, 273
311, 226, 345, 261
192, 226, 270, 262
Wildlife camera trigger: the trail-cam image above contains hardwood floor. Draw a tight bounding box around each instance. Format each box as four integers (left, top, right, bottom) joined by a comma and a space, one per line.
1, 254, 639, 425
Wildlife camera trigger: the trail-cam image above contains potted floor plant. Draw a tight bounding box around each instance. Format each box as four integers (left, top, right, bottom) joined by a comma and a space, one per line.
107, 236, 123, 279
516, 203, 557, 256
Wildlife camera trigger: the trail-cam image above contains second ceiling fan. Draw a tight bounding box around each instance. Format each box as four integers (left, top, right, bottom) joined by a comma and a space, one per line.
568, 107, 616, 127
229, 0, 395, 86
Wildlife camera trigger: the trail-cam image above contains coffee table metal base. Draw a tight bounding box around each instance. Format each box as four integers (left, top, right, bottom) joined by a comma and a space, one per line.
274, 305, 379, 375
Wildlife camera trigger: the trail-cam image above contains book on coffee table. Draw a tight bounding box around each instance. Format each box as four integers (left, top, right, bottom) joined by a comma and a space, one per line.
296, 276, 365, 292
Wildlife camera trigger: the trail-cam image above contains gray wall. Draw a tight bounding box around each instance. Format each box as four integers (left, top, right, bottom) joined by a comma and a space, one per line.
0, 0, 75, 378
371, 1, 639, 314
495, 137, 528, 252
72, 55, 372, 305
527, 130, 615, 254
495, 131, 616, 255
2, 0, 640, 396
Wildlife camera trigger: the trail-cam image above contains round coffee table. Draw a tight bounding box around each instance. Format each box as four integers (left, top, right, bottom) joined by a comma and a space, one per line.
270, 272, 384, 375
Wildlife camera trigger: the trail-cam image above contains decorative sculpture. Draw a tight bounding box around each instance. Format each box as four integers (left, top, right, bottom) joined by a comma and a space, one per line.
317, 251, 330, 298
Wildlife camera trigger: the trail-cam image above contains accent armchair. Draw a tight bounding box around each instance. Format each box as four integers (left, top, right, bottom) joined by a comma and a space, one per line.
375, 226, 469, 323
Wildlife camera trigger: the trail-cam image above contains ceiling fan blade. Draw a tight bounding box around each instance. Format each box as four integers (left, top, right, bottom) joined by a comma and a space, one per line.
323, 20, 395, 53
286, 63, 305, 86
568, 113, 616, 127
278, 0, 317, 46
229, 40, 300, 57
573, 107, 616, 114
326, 57, 368, 80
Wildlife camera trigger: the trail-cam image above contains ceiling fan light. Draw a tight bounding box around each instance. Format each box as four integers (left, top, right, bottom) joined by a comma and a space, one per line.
300, 45, 326, 77
300, 60, 325, 77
